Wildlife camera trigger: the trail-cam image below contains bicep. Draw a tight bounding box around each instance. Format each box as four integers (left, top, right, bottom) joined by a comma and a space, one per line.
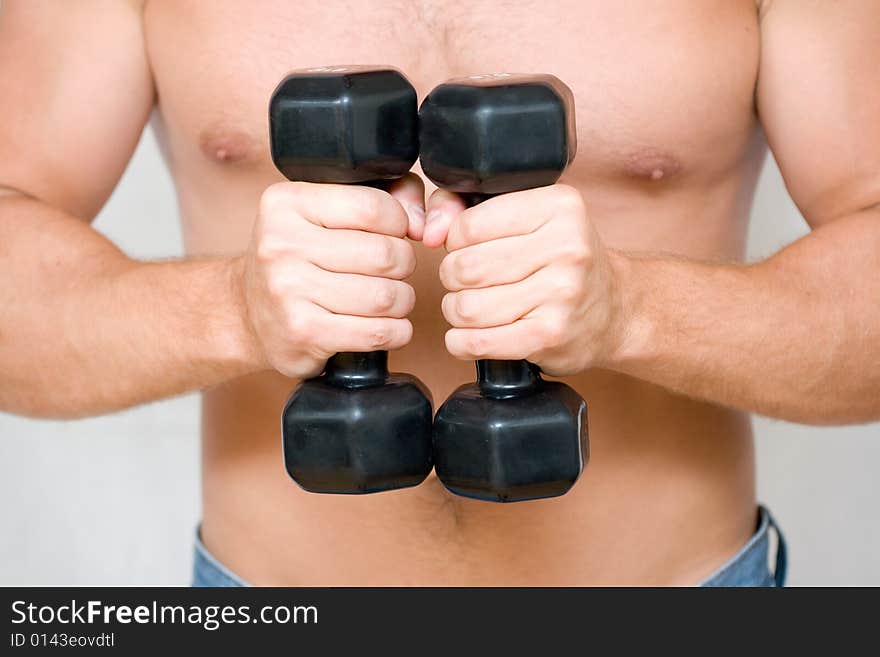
0, 0, 154, 220
756, 0, 880, 226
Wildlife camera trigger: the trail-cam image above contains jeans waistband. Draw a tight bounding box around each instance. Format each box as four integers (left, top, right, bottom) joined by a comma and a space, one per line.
699, 504, 787, 587
192, 528, 249, 587
192, 505, 787, 587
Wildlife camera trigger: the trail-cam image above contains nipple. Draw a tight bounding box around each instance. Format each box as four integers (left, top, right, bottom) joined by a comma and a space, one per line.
624, 147, 681, 182
199, 125, 255, 165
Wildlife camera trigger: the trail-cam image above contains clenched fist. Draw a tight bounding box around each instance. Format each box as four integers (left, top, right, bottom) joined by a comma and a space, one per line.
240, 176, 425, 380
424, 184, 623, 377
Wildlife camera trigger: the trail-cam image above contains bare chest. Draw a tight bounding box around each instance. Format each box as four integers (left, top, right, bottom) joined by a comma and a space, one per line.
144, 0, 761, 190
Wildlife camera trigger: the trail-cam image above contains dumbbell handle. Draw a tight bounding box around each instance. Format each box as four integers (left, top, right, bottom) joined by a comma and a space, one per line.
322, 351, 389, 388
476, 358, 542, 398
316, 179, 398, 390
459, 194, 548, 399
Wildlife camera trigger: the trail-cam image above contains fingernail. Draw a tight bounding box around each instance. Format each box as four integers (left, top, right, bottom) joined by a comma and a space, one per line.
426, 210, 442, 224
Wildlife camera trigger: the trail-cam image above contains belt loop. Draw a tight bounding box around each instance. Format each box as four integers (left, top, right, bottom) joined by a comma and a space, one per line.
766, 509, 788, 587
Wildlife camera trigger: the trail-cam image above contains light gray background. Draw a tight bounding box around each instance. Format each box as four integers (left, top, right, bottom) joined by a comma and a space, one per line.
0, 127, 877, 586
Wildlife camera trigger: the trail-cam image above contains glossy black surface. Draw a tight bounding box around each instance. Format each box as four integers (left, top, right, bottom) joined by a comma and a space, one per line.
283, 352, 433, 494
270, 67, 419, 183
270, 68, 432, 494
433, 360, 588, 502
419, 74, 576, 194
421, 74, 589, 502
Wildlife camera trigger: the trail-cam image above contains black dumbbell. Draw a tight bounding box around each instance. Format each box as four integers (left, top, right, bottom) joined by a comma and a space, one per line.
419, 73, 589, 503
269, 66, 432, 494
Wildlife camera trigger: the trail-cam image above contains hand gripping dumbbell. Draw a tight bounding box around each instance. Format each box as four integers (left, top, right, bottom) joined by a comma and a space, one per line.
419, 73, 589, 503
269, 66, 432, 494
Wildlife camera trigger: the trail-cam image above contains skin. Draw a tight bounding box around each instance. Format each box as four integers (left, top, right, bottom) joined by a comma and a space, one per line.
0, 0, 878, 586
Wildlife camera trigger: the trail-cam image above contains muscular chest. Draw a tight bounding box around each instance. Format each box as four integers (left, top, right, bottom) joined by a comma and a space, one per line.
145, 0, 760, 191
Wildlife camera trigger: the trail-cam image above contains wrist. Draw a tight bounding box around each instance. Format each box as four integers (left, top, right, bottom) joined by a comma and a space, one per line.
215, 255, 268, 375
602, 250, 654, 370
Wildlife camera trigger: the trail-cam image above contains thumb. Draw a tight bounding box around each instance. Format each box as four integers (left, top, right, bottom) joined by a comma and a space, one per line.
387, 173, 427, 241
423, 188, 467, 248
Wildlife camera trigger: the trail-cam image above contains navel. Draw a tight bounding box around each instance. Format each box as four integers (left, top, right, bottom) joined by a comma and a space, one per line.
623, 147, 682, 182
199, 125, 257, 165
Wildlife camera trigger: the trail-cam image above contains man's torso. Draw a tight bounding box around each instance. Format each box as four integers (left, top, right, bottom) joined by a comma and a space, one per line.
145, 0, 764, 585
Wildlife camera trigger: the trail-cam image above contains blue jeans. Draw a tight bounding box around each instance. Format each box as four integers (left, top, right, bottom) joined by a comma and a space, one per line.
192, 505, 786, 587
700, 505, 787, 587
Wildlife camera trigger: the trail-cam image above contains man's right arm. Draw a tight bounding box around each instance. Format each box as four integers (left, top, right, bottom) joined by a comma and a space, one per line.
0, 1, 268, 418
0, 1, 421, 418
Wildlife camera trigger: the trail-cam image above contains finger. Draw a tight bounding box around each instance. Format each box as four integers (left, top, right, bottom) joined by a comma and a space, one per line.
263, 181, 409, 237
308, 270, 416, 318
445, 185, 578, 251
441, 275, 543, 328
423, 188, 467, 248
439, 232, 549, 291
387, 173, 427, 241
300, 224, 416, 279
316, 314, 414, 354
445, 320, 542, 361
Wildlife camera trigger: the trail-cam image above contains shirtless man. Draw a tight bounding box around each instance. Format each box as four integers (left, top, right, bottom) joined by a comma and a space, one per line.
0, 0, 877, 586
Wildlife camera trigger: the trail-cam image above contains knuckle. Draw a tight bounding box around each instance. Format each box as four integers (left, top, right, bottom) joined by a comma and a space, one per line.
455, 291, 479, 323
369, 332, 391, 350
554, 184, 585, 213
366, 321, 393, 349
455, 252, 481, 286
466, 332, 489, 358
285, 306, 313, 343
255, 237, 283, 264
366, 319, 407, 349
373, 281, 397, 313
572, 244, 592, 268
542, 313, 568, 347
265, 270, 289, 300
260, 182, 289, 210
554, 231, 590, 266
256, 215, 307, 264
370, 237, 397, 274
353, 187, 383, 226
555, 273, 583, 302
261, 181, 304, 214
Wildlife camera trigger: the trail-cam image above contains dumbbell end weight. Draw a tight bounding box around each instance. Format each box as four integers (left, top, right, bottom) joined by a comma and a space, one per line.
418, 73, 577, 196
283, 351, 433, 494
433, 359, 588, 503
269, 66, 419, 184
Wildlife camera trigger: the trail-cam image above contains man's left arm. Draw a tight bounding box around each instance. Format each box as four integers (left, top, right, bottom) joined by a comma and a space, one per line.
428, 0, 880, 425
610, 0, 880, 425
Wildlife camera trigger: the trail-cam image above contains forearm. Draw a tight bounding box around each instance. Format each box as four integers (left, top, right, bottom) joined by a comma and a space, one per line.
0, 194, 262, 418
608, 208, 880, 425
